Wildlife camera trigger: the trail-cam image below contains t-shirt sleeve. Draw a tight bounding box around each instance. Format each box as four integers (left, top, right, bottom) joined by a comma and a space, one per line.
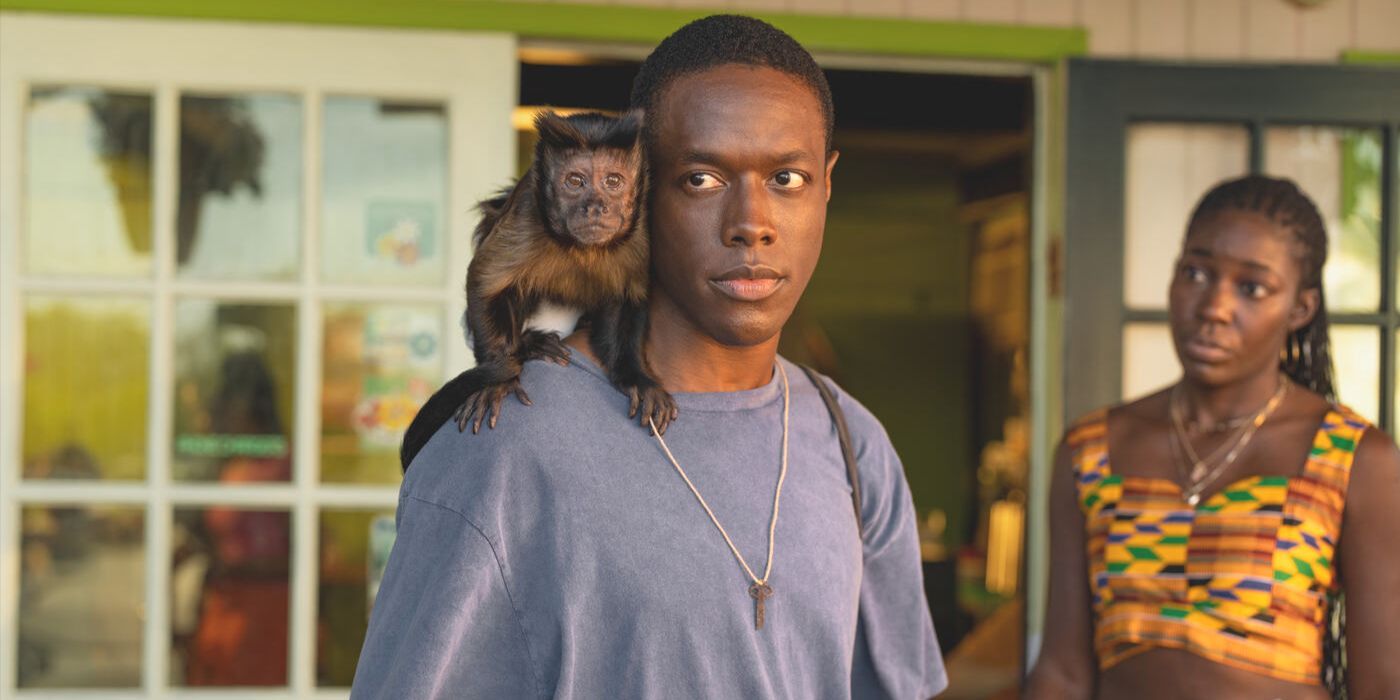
350, 495, 540, 700
844, 398, 949, 699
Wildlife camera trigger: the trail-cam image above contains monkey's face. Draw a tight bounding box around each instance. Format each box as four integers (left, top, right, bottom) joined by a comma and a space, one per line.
550, 149, 639, 246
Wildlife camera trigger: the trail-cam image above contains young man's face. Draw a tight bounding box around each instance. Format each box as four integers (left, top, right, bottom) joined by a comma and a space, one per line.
647, 64, 837, 347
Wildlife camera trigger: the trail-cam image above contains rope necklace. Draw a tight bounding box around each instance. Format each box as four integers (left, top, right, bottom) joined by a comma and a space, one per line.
647, 361, 790, 631
1169, 378, 1288, 506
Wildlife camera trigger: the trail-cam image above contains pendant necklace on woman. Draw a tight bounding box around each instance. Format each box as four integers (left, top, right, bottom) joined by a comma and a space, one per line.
648, 362, 790, 631
1169, 378, 1289, 506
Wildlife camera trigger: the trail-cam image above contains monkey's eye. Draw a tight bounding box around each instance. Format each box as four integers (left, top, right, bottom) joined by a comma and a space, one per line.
603, 173, 625, 190
565, 173, 586, 189
771, 170, 808, 189
685, 172, 723, 190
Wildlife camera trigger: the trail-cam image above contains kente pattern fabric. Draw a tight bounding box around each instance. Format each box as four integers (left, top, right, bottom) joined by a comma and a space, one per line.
1067, 405, 1368, 685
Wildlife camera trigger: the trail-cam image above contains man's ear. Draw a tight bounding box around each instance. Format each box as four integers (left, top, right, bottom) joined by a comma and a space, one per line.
824, 150, 840, 203
1289, 287, 1321, 332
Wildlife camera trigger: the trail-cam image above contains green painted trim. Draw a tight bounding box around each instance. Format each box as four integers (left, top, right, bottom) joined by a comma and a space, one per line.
0, 0, 1087, 62
1342, 50, 1400, 65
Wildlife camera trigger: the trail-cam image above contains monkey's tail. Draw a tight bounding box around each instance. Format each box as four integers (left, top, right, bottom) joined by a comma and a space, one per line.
400, 360, 524, 471
400, 369, 483, 471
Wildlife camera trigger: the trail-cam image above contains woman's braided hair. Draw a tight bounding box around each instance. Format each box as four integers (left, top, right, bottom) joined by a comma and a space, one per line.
1187, 174, 1346, 698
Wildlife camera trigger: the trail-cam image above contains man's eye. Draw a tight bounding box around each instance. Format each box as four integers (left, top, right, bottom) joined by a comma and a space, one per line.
772, 170, 807, 189
685, 172, 723, 190
1180, 265, 1207, 283
604, 174, 625, 190
565, 173, 586, 188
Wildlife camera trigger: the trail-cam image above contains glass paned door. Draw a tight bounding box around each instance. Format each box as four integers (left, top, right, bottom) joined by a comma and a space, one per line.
0, 14, 515, 696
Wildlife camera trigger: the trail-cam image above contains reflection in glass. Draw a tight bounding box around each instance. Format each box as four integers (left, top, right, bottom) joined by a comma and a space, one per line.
170, 506, 290, 687
321, 97, 447, 285
1121, 323, 1178, 401
178, 94, 302, 280
19, 505, 144, 688
1125, 124, 1249, 310
23, 296, 149, 480
321, 303, 442, 483
1332, 325, 1379, 423
172, 301, 296, 482
25, 87, 153, 277
1265, 127, 1382, 312
318, 509, 395, 686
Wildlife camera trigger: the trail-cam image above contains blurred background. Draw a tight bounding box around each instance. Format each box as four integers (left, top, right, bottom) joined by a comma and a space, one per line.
0, 1, 1396, 698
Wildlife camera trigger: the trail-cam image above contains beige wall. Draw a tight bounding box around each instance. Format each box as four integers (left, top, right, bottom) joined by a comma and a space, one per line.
525, 0, 1400, 59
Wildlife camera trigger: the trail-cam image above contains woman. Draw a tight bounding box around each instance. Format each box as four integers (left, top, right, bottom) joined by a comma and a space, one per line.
1027, 175, 1400, 698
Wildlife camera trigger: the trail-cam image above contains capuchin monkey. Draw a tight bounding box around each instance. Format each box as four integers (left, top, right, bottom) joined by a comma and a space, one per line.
399, 110, 675, 470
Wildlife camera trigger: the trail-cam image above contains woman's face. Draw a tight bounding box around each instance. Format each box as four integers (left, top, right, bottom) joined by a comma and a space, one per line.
1168, 208, 1319, 388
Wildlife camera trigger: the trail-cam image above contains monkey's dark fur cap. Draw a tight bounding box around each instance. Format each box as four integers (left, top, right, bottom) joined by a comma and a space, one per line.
628, 14, 835, 150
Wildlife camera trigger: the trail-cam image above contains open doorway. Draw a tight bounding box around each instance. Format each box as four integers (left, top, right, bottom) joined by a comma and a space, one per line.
515, 49, 1033, 699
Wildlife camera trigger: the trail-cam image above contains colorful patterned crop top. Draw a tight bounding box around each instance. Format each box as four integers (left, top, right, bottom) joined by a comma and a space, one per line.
1068, 405, 1369, 685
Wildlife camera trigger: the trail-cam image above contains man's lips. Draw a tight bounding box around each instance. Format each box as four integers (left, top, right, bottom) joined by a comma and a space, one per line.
709, 264, 785, 302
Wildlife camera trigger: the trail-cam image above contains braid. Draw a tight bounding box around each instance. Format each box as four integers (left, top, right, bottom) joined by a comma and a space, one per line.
1187, 175, 1336, 401
1188, 175, 1347, 699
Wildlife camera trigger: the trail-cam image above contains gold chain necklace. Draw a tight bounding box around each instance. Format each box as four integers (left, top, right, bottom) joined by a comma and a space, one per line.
1169, 379, 1288, 506
647, 361, 790, 631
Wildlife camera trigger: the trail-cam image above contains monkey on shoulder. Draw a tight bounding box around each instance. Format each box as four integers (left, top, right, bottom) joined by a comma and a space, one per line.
447, 109, 676, 438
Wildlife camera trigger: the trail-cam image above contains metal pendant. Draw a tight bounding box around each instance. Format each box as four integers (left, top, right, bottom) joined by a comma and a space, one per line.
749, 582, 773, 630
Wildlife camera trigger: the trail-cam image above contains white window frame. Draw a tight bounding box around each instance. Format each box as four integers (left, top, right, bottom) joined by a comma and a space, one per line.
0, 13, 516, 697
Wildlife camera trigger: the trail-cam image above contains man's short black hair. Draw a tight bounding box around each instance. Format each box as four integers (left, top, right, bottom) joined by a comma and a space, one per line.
630, 14, 835, 151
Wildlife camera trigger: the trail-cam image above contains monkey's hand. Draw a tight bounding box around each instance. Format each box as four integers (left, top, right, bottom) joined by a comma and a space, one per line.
628, 384, 679, 436
519, 329, 570, 366
454, 377, 532, 434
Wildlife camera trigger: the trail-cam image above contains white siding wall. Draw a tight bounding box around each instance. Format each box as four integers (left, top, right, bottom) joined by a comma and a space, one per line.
539, 0, 1400, 59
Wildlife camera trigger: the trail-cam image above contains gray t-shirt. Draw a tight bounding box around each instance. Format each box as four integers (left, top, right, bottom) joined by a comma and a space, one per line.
351, 353, 946, 699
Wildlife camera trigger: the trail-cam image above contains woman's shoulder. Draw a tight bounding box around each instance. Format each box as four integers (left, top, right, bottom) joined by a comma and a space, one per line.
1352, 421, 1400, 478
1063, 387, 1170, 447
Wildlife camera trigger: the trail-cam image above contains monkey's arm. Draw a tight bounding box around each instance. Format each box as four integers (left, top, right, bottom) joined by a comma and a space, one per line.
459, 202, 576, 432
588, 300, 677, 435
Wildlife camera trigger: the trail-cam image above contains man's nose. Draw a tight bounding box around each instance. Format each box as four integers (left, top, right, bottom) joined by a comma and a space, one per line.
723, 176, 776, 247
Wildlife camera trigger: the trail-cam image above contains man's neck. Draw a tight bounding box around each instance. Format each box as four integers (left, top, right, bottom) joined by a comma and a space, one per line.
643, 289, 780, 393
646, 326, 778, 394
563, 309, 780, 395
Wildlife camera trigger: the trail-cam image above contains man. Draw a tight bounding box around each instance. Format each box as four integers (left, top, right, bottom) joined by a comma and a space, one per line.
352, 15, 946, 699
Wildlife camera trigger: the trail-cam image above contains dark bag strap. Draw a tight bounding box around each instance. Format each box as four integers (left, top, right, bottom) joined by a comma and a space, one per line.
799, 365, 864, 539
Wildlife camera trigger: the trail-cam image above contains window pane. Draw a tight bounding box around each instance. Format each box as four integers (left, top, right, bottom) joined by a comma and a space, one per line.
1265, 127, 1383, 312
170, 506, 290, 686
172, 301, 296, 482
25, 87, 153, 277
23, 296, 149, 480
1332, 325, 1379, 423
1126, 123, 1249, 310
318, 509, 395, 686
178, 93, 302, 281
1122, 322, 1178, 400
19, 505, 144, 688
321, 303, 443, 484
321, 97, 447, 285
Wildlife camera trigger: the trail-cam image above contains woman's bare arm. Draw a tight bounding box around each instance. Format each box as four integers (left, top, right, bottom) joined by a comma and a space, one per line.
1338, 428, 1400, 699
